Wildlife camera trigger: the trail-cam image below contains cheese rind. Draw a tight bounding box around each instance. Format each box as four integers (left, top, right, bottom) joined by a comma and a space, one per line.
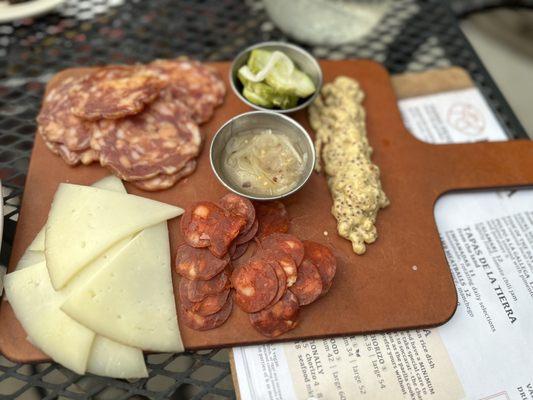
62, 223, 184, 352
45, 183, 183, 289
87, 336, 148, 378
4, 263, 95, 374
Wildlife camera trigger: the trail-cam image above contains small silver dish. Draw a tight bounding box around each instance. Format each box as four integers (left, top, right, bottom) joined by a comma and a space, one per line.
229, 41, 323, 114
210, 111, 316, 201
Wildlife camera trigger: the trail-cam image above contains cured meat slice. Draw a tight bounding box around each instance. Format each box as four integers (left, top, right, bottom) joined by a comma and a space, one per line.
258, 247, 298, 287
182, 269, 230, 302
235, 218, 259, 245
232, 258, 278, 313
37, 74, 98, 161
70, 65, 165, 120
178, 282, 230, 317
303, 241, 337, 295
149, 59, 226, 124
262, 233, 304, 267
254, 201, 290, 238
265, 258, 287, 308
231, 242, 249, 261
132, 160, 197, 191
249, 291, 299, 338
179, 296, 233, 331
289, 259, 323, 306
219, 193, 255, 235
91, 94, 201, 181
175, 243, 229, 280
181, 201, 246, 257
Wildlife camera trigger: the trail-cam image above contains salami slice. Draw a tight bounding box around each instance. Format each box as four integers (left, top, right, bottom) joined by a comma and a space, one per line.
235, 218, 259, 245
209, 212, 246, 258
70, 65, 165, 120
258, 247, 298, 287
303, 241, 337, 295
182, 269, 230, 302
289, 259, 323, 306
262, 233, 304, 267
179, 281, 230, 317
231, 242, 250, 261
219, 193, 255, 235
179, 295, 233, 331
255, 201, 290, 238
42, 133, 98, 166
266, 259, 287, 307
249, 291, 299, 338
149, 59, 226, 124
232, 258, 278, 313
132, 160, 197, 191
91, 93, 201, 181
175, 243, 229, 280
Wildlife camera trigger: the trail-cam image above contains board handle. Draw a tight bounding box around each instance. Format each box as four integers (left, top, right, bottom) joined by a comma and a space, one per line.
432, 139, 533, 193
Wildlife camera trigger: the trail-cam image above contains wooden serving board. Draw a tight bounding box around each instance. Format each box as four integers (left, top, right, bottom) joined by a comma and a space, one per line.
2, 60, 533, 364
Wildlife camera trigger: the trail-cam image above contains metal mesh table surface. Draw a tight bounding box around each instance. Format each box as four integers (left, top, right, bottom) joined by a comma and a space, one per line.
0, 0, 527, 399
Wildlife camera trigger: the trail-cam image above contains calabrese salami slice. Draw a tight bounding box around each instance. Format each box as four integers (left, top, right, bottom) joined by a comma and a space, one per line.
179, 295, 233, 331
249, 291, 299, 338
261, 233, 304, 267
303, 241, 337, 295
254, 201, 290, 238
232, 258, 278, 313
289, 259, 323, 306
175, 243, 229, 281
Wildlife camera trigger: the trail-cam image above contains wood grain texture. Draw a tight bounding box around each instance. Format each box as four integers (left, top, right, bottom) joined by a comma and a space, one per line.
2, 61, 532, 364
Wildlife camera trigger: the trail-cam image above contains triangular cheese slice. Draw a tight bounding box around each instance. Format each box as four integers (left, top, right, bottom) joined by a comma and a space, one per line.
62, 223, 184, 352
87, 336, 147, 378
4, 262, 95, 375
45, 183, 183, 289
27, 228, 45, 252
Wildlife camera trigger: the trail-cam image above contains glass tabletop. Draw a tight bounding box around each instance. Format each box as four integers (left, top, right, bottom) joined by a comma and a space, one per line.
0, 0, 526, 398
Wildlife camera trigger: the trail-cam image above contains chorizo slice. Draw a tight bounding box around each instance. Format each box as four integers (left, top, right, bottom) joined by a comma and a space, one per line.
175, 243, 229, 280
262, 233, 304, 267
254, 201, 289, 238
181, 269, 230, 302
256, 251, 287, 307
219, 193, 256, 235
235, 218, 259, 245
260, 248, 298, 287
249, 291, 299, 338
180, 202, 225, 248
303, 241, 337, 295
232, 258, 278, 313
179, 282, 230, 317
209, 213, 246, 258
289, 259, 323, 306
179, 295, 233, 331
70, 65, 165, 120
231, 242, 250, 261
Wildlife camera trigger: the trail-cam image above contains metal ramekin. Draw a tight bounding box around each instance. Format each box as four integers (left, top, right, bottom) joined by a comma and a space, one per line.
229, 41, 323, 114
210, 111, 316, 201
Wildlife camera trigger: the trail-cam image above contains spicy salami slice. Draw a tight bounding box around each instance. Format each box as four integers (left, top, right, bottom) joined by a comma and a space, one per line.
179, 281, 230, 317
266, 259, 287, 308
258, 247, 298, 287
303, 241, 337, 295
231, 242, 250, 261
235, 218, 259, 245
232, 258, 278, 313
289, 259, 323, 306
249, 291, 299, 338
180, 202, 225, 248
175, 243, 229, 280
149, 59, 226, 124
254, 201, 290, 238
70, 65, 165, 120
182, 269, 230, 302
91, 93, 201, 181
262, 233, 304, 267
219, 193, 256, 235
209, 212, 246, 258
132, 160, 197, 191
179, 295, 233, 331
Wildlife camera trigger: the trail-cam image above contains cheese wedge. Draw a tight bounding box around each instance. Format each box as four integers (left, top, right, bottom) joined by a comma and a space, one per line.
62, 223, 184, 352
45, 183, 183, 289
4, 262, 95, 375
87, 336, 147, 378
20, 176, 126, 269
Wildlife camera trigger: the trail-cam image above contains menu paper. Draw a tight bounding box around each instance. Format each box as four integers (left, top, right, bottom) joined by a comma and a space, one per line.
232, 88, 533, 400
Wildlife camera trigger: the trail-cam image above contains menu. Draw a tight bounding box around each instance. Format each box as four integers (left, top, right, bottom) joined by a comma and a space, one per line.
232, 87, 533, 400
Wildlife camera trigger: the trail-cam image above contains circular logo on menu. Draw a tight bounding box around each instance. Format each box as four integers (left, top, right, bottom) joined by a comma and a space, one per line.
447, 102, 486, 137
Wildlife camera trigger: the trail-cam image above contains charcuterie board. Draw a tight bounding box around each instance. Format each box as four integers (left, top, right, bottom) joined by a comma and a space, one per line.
2, 60, 533, 363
